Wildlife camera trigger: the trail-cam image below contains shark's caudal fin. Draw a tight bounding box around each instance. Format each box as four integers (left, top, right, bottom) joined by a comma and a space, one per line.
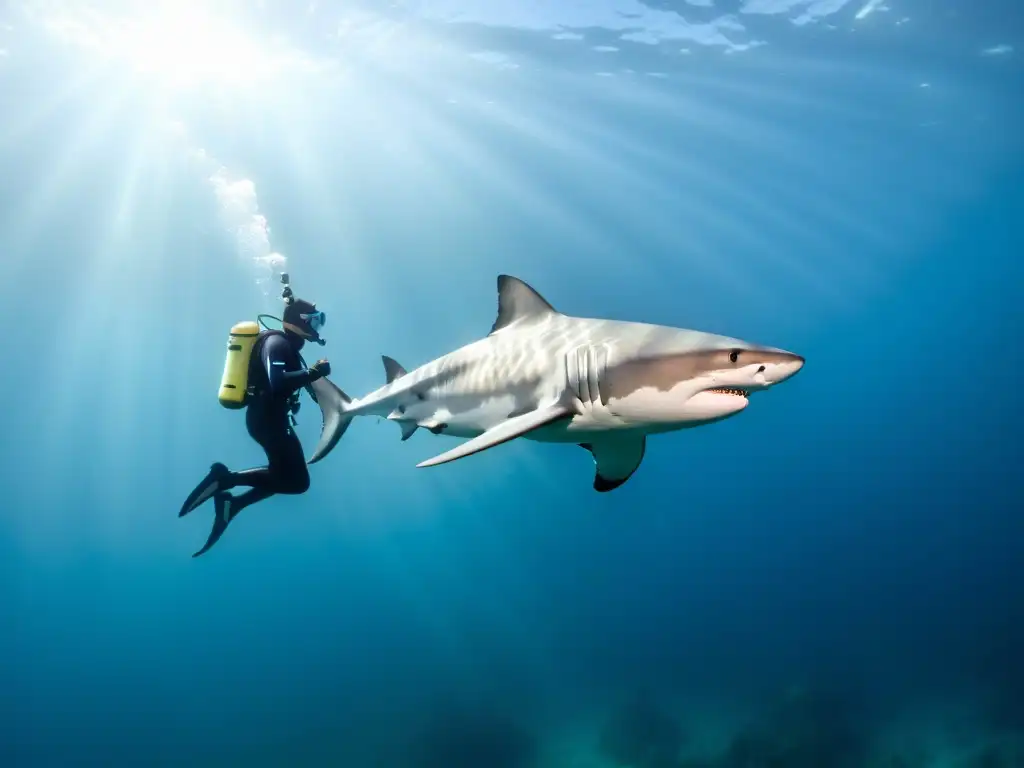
307, 376, 354, 464
381, 355, 419, 441
579, 435, 647, 492
489, 275, 560, 335
417, 403, 570, 468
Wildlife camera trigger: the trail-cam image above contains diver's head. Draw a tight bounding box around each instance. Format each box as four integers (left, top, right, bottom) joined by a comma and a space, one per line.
283, 296, 326, 347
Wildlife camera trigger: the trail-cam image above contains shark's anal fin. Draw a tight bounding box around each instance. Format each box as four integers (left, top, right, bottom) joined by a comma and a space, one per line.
579, 434, 647, 492
416, 403, 570, 468
489, 275, 560, 335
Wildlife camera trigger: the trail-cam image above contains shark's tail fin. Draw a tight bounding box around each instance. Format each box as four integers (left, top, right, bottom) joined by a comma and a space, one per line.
382, 355, 419, 441
307, 376, 354, 464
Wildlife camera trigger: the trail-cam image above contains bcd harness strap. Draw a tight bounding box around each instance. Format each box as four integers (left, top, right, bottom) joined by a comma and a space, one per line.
247, 330, 317, 427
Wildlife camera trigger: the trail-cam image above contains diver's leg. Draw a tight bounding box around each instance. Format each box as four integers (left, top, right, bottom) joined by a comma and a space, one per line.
187, 410, 276, 557
180, 408, 276, 518
228, 467, 274, 490
228, 429, 308, 513
221, 420, 308, 519
191, 440, 303, 558
274, 429, 311, 495
190, 416, 312, 557
225, 407, 285, 491
226, 487, 275, 515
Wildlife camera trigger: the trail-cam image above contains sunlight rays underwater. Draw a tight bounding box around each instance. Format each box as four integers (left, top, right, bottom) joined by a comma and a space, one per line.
1, 0, 1014, 548
6, 0, 997, 298
0, 1, 1010, 525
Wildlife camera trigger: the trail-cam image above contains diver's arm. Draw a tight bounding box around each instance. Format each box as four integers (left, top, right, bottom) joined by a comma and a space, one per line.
262, 335, 314, 399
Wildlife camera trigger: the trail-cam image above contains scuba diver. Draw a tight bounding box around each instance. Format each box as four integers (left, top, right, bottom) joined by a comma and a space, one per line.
179, 273, 332, 558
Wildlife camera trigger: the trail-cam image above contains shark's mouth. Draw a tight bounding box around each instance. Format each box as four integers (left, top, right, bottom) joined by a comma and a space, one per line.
705, 387, 749, 399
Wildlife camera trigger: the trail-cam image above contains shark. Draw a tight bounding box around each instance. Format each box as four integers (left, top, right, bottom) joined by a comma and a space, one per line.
306, 275, 805, 491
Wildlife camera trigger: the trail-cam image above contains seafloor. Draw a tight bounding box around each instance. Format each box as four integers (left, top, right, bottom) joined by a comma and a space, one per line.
366, 684, 1024, 768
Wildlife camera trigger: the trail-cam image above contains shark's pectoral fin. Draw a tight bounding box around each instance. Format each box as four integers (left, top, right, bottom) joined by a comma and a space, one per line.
579, 434, 647, 492
416, 403, 571, 468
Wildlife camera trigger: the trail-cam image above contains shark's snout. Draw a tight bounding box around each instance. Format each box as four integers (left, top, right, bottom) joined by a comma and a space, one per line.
763, 353, 804, 386
735, 349, 803, 391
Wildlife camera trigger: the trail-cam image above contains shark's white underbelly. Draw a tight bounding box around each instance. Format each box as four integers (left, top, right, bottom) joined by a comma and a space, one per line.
424, 392, 523, 438
426, 385, 643, 444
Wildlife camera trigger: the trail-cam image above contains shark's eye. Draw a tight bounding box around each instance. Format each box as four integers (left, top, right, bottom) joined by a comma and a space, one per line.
729, 350, 740, 363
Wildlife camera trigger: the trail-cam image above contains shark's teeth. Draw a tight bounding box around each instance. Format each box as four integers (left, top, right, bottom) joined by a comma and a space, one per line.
705, 388, 749, 398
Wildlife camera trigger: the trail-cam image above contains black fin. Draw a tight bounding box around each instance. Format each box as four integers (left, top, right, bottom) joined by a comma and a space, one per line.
579, 436, 647, 492
382, 355, 407, 384
192, 493, 233, 558
179, 463, 230, 517
489, 275, 559, 335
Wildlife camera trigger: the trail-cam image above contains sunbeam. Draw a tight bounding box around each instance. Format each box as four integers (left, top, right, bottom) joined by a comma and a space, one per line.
106, 110, 165, 243
0, 56, 115, 151
353, 56, 634, 269
24, 0, 327, 92
384, 59, 833, 307
4, 69, 140, 259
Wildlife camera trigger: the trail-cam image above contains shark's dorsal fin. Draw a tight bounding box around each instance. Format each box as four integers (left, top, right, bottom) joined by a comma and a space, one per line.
489, 275, 558, 334
382, 355, 407, 384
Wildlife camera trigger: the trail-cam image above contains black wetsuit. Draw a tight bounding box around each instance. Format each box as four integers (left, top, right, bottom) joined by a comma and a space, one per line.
226, 331, 314, 512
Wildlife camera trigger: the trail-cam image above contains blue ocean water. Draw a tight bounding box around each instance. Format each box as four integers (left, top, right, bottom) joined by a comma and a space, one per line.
1, 1, 1021, 766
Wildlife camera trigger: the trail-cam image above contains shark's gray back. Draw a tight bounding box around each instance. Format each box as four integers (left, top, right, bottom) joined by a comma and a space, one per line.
529, 311, 750, 359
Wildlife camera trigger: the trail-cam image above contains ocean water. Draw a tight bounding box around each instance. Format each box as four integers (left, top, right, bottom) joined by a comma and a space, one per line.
1, 1, 1022, 766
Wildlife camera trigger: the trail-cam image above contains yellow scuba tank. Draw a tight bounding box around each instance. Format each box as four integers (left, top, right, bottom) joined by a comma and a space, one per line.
218, 321, 262, 409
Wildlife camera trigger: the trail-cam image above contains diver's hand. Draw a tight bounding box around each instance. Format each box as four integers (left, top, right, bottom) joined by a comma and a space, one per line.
309, 359, 332, 381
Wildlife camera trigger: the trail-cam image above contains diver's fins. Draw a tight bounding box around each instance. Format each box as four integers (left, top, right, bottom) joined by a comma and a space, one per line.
179, 462, 231, 517
191, 492, 235, 558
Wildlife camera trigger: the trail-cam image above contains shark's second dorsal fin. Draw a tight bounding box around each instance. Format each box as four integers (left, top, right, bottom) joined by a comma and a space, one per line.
489, 275, 558, 335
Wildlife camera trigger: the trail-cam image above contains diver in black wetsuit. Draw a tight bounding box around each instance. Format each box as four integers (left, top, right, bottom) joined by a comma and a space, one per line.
179, 287, 331, 558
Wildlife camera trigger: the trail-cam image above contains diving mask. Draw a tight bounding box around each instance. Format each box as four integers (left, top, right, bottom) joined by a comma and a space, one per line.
300, 310, 326, 334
